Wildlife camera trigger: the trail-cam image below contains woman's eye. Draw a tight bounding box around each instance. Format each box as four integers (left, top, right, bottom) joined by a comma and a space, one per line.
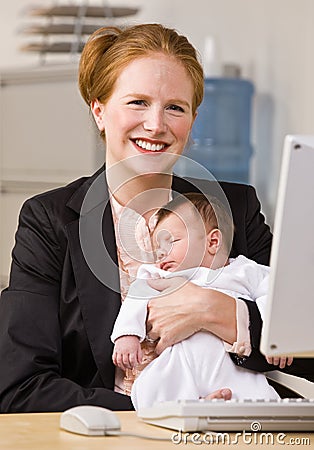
167, 104, 184, 112
128, 100, 146, 106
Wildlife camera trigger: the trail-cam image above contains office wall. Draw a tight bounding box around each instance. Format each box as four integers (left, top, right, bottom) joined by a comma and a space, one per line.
1, 0, 313, 222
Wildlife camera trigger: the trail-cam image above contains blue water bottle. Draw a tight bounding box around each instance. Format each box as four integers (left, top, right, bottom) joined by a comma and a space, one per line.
176, 78, 254, 183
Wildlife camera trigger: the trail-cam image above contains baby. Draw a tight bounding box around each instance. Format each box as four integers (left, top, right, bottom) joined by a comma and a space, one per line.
111, 193, 292, 409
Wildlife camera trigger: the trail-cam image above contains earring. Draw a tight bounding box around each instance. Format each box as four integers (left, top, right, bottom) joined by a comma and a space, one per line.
98, 115, 105, 130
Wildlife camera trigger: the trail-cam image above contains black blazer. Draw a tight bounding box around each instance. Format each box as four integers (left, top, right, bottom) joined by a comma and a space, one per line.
0, 166, 312, 412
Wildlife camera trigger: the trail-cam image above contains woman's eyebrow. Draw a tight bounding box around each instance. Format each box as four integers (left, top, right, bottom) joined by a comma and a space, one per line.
121, 93, 149, 100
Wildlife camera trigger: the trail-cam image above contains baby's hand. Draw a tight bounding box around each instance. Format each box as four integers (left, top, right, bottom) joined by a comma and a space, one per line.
112, 335, 143, 371
266, 355, 293, 369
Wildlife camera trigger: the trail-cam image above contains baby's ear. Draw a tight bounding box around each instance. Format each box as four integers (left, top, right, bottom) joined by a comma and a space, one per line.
206, 228, 223, 255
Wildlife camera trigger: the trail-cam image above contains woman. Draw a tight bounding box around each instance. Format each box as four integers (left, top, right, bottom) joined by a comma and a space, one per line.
0, 23, 311, 413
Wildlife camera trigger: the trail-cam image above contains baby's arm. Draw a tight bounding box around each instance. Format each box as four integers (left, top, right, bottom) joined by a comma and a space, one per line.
265, 355, 293, 369
112, 335, 143, 371
111, 267, 162, 371
111, 274, 160, 343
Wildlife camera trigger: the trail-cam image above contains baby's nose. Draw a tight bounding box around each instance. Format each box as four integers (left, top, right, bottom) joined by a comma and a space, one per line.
156, 247, 167, 261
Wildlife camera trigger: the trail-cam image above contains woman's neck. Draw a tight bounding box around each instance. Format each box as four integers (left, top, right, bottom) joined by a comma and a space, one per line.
108, 170, 173, 215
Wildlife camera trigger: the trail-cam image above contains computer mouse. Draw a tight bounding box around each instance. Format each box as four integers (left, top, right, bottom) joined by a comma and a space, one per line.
60, 405, 121, 436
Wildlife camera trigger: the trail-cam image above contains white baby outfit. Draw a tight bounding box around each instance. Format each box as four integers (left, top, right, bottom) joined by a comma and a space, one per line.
111, 255, 279, 409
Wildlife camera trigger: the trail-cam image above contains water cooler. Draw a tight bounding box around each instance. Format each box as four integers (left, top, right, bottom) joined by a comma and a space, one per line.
176, 77, 254, 184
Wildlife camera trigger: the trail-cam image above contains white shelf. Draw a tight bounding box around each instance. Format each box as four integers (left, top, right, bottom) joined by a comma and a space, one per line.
0, 63, 78, 86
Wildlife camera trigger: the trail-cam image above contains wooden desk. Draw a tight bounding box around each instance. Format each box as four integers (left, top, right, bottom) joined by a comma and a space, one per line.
0, 411, 313, 449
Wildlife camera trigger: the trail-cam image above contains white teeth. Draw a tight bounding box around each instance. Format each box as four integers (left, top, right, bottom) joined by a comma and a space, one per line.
135, 139, 165, 151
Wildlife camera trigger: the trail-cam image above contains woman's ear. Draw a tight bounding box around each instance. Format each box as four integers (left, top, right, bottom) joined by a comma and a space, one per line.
90, 99, 105, 131
206, 228, 222, 255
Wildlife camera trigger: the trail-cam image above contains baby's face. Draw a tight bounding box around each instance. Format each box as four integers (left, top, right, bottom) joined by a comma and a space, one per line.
152, 209, 207, 272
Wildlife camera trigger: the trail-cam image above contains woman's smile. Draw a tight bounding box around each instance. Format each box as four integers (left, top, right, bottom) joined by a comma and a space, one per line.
132, 138, 168, 153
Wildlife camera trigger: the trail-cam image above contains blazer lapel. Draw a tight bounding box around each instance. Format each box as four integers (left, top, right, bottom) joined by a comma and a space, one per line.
65, 167, 121, 388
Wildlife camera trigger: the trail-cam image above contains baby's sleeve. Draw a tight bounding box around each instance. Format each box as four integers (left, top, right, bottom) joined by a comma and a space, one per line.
110, 278, 160, 343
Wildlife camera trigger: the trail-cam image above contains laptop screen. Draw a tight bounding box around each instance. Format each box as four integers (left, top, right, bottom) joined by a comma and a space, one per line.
260, 135, 314, 357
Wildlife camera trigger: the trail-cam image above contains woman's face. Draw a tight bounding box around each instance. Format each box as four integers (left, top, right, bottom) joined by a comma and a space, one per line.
92, 53, 196, 176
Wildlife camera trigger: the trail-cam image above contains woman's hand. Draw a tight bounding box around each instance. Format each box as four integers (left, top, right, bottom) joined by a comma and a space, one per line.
146, 277, 237, 354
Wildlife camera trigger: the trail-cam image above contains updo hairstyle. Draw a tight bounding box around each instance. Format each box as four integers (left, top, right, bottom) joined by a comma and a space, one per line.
78, 23, 204, 116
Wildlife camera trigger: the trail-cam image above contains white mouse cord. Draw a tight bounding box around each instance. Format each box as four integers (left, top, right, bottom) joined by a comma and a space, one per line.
105, 430, 217, 441
105, 431, 171, 441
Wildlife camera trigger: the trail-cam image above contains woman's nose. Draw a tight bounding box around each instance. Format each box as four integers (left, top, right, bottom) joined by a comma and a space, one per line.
143, 107, 167, 134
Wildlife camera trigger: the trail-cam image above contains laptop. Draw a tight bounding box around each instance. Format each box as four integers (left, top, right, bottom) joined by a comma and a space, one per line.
260, 134, 314, 357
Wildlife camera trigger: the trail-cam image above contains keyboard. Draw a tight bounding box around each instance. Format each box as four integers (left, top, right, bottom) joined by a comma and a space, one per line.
137, 398, 314, 431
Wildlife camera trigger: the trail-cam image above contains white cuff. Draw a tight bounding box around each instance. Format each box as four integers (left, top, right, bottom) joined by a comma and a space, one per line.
224, 298, 252, 357
111, 330, 146, 344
